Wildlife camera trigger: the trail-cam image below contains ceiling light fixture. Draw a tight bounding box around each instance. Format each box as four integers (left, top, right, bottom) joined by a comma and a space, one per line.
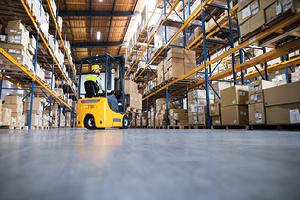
99, 0, 103, 2
96, 31, 101, 40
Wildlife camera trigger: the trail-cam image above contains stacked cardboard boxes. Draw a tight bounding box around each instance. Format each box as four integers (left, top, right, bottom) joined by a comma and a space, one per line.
0, 105, 12, 126
248, 80, 276, 125
238, 0, 300, 38
187, 89, 213, 126
157, 48, 196, 85
220, 85, 249, 126
3, 95, 25, 127
264, 81, 300, 124
24, 96, 44, 127
0, 20, 34, 71
169, 109, 188, 126
154, 26, 183, 49
210, 103, 222, 126
124, 79, 142, 110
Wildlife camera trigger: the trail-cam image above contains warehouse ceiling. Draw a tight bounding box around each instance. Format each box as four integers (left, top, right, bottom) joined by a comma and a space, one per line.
60, 0, 140, 63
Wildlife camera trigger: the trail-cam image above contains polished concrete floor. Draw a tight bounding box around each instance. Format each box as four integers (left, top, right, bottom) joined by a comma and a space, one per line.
0, 128, 300, 200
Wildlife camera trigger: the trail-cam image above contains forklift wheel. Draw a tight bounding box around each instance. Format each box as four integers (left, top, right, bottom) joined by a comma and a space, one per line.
121, 115, 129, 129
84, 115, 96, 130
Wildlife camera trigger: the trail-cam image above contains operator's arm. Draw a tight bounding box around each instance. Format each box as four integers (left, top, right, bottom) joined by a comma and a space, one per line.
96, 76, 103, 93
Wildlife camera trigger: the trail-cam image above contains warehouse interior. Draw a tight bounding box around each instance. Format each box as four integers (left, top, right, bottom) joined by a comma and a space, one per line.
1, 0, 300, 199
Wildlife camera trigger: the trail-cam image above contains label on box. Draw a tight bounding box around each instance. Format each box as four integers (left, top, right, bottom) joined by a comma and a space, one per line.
289, 109, 300, 124
238, 91, 246, 96
276, 2, 282, 15
242, 6, 251, 19
250, 1, 259, 15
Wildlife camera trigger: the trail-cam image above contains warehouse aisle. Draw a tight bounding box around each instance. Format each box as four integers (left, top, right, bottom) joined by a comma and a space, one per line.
0, 129, 300, 200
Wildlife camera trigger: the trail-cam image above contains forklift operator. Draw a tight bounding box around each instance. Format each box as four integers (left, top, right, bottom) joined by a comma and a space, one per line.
86, 64, 103, 94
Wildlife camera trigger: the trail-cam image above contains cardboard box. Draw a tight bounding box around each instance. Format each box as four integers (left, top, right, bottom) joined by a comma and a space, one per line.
249, 80, 276, 94
4, 95, 22, 105
211, 116, 222, 126
0, 108, 12, 126
264, 81, 300, 106
221, 105, 248, 125
188, 112, 206, 125
167, 48, 184, 60
291, 72, 300, 82
249, 102, 265, 125
220, 85, 249, 106
24, 97, 43, 113
266, 103, 300, 125
209, 103, 221, 116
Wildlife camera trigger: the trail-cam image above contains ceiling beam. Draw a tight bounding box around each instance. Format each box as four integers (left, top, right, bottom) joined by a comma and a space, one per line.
118, 0, 138, 55
59, 10, 134, 17
105, 0, 116, 53
71, 41, 123, 48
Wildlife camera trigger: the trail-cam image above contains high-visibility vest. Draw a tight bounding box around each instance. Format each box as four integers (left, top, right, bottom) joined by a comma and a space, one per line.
86, 74, 103, 93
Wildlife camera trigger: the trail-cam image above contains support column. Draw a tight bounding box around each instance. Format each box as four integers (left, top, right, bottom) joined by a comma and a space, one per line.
28, 32, 39, 129
201, 7, 211, 129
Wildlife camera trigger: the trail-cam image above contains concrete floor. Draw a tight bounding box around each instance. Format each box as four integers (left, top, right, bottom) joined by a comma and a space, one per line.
0, 129, 300, 200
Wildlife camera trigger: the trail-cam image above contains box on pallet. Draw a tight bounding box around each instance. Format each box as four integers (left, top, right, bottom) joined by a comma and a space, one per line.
24, 96, 43, 113
211, 116, 222, 126
248, 102, 265, 125
238, 0, 300, 38
221, 105, 248, 126
265, 103, 300, 125
188, 112, 206, 126
264, 81, 300, 106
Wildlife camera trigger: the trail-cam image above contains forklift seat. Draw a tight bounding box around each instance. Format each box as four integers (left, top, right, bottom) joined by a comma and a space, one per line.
84, 80, 99, 98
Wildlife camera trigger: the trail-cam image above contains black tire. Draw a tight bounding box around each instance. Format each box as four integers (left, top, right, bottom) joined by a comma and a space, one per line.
84, 115, 96, 130
121, 115, 130, 129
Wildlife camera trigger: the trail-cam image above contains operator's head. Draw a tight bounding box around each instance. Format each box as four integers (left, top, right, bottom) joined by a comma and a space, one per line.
91, 64, 102, 74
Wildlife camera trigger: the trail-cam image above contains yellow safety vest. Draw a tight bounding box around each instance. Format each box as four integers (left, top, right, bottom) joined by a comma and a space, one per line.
86, 74, 103, 93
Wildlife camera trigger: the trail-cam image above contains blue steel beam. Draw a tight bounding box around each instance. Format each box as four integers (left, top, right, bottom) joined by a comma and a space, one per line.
71, 41, 123, 48
201, 7, 211, 129
105, 0, 117, 54
28, 33, 39, 130
59, 10, 134, 17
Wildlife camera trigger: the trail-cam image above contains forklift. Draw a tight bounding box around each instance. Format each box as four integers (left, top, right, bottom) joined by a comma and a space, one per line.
76, 54, 129, 129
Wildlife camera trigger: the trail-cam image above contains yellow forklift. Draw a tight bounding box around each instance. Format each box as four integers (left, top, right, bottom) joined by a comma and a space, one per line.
76, 54, 129, 129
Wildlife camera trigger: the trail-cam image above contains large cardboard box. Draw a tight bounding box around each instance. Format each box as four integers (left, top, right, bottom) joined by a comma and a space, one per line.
221, 105, 248, 125
124, 79, 137, 94
24, 97, 43, 113
266, 103, 300, 125
264, 81, 300, 106
0, 108, 12, 126
4, 95, 22, 105
167, 48, 184, 60
220, 85, 249, 106
249, 102, 265, 125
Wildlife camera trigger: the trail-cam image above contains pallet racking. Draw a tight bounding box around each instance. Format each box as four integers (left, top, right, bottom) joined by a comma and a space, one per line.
0, 0, 78, 129
125, 0, 300, 129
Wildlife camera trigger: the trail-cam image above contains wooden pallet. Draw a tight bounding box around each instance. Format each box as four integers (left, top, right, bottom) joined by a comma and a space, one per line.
168, 125, 190, 129
212, 125, 248, 130
248, 124, 300, 131
188, 125, 206, 129
155, 126, 165, 129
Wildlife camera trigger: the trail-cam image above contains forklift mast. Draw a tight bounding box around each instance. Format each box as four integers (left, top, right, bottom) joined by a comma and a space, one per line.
78, 54, 126, 112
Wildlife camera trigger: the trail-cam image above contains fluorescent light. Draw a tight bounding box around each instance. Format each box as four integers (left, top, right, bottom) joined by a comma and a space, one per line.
99, 0, 103, 2
96, 31, 101, 40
